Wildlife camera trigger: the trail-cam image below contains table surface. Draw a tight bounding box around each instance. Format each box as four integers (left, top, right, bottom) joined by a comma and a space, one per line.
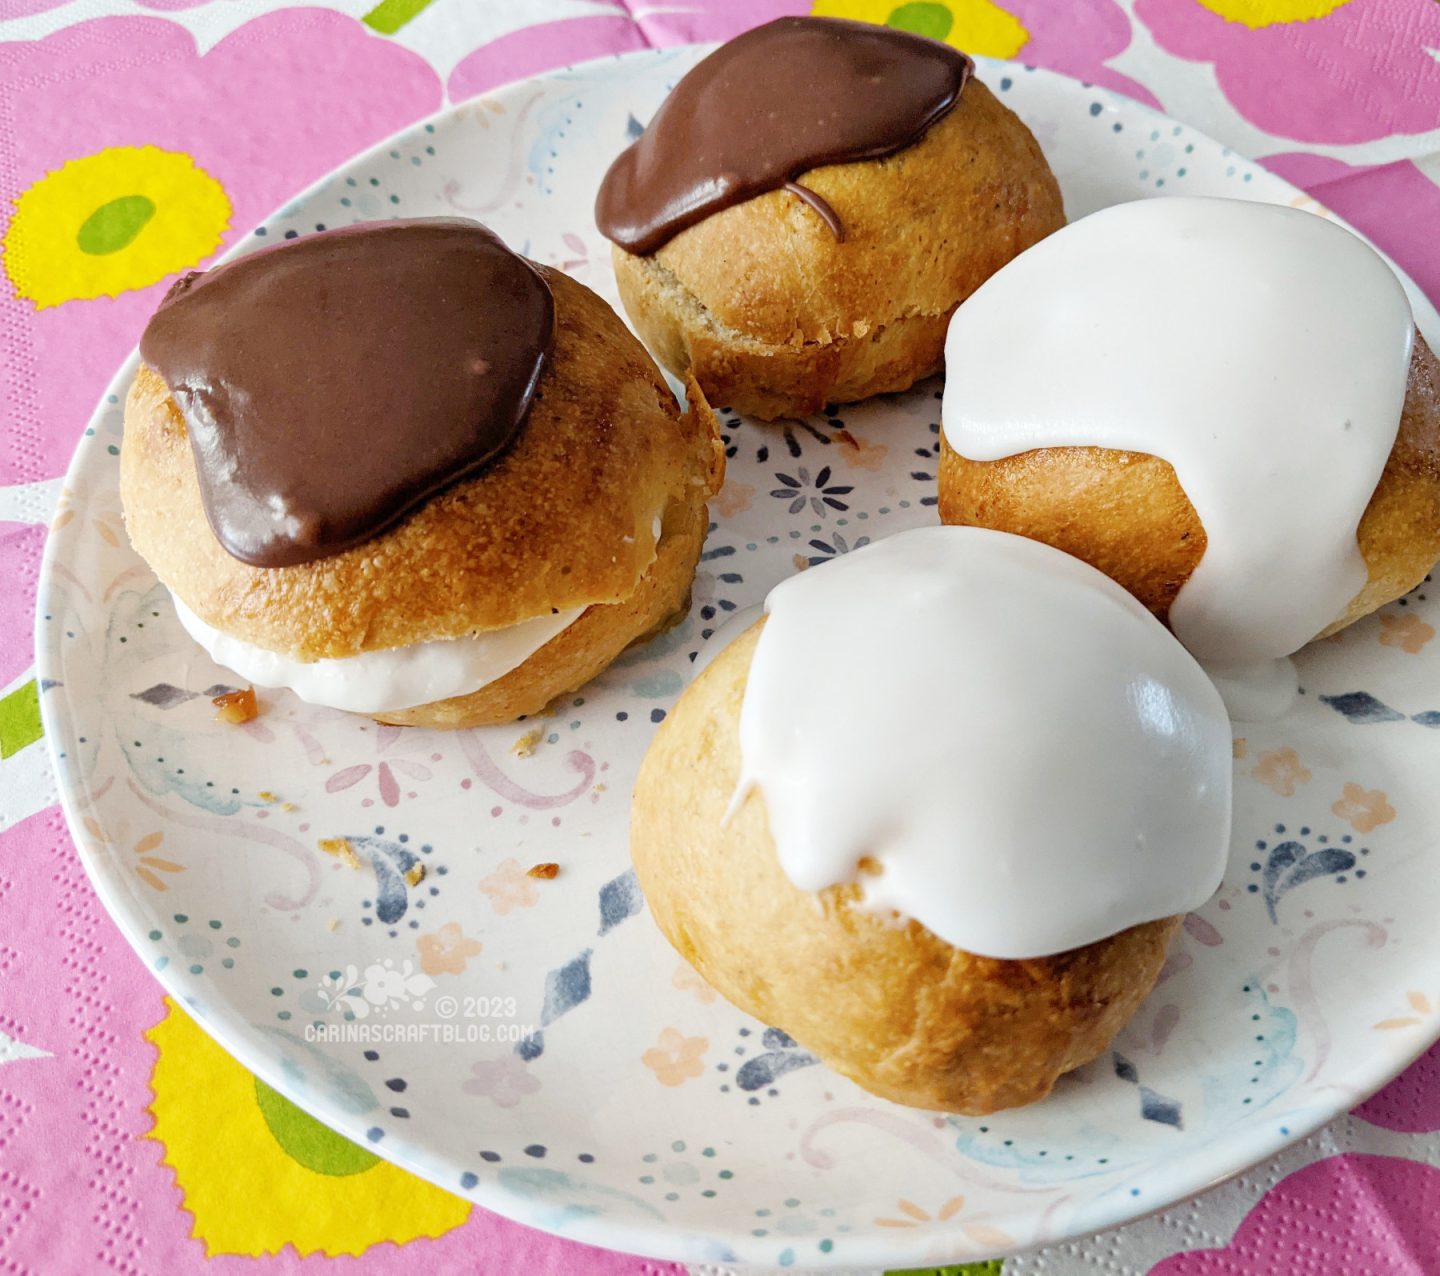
3, 1, 1439, 1273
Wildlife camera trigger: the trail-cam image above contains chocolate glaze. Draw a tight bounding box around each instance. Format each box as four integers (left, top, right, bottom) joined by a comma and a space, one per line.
139, 219, 553, 569
595, 17, 972, 255
782, 182, 846, 243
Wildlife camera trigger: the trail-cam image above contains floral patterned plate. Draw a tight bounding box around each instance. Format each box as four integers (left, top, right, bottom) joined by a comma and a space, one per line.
36, 47, 1440, 1270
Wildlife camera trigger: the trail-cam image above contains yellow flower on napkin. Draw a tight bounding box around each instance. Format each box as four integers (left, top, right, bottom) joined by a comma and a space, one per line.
1193, 0, 1352, 30
810, 0, 1029, 59
5, 145, 230, 309
145, 999, 468, 1257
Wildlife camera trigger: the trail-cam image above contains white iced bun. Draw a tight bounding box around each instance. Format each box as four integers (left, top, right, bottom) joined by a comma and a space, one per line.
631, 527, 1233, 1112
939, 196, 1428, 719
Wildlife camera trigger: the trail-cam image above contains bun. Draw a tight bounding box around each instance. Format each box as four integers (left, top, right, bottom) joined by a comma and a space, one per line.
122, 265, 723, 725
630, 622, 1180, 1115
611, 81, 1064, 421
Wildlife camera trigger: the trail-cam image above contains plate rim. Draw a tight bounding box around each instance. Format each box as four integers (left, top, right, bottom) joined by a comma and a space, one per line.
34, 44, 1440, 1269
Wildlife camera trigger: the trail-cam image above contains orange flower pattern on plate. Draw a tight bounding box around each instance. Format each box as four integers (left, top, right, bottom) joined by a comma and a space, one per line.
1332, 782, 1395, 833
1379, 612, 1434, 654
876, 1195, 966, 1227
478, 857, 539, 915
1375, 990, 1437, 1030
672, 962, 717, 1004
85, 817, 185, 891
835, 428, 888, 471
1250, 747, 1310, 797
416, 922, 483, 976
642, 1028, 708, 1086
711, 482, 755, 517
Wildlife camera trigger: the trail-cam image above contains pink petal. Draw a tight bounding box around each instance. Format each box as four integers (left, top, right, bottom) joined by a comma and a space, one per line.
325, 764, 371, 793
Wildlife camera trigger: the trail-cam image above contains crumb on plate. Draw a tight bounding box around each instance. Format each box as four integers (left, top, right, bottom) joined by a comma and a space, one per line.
527, 862, 560, 880
318, 837, 362, 870
512, 727, 543, 757
404, 862, 426, 888
212, 686, 258, 724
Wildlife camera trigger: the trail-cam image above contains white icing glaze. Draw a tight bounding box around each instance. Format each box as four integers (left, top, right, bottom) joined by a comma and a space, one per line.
1205, 657, 1300, 722
171, 594, 583, 714
942, 197, 1413, 688
734, 526, 1232, 960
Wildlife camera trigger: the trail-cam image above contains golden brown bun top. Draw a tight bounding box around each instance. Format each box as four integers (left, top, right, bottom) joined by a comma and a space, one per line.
122, 266, 723, 661
641, 77, 1065, 347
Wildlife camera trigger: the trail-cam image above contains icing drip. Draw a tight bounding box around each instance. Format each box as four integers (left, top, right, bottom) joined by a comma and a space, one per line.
942, 197, 1413, 718
734, 527, 1232, 960
781, 182, 846, 242
1205, 658, 1301, 723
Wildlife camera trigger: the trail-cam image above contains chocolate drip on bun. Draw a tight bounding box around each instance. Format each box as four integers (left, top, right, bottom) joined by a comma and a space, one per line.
595, 17, 973, 255
139, 219, 554, 569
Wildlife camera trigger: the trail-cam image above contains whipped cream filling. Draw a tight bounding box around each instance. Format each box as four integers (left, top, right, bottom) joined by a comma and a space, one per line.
171, 594, 583, 714
941, 197, 1413, 718
733, 527, 1233, 961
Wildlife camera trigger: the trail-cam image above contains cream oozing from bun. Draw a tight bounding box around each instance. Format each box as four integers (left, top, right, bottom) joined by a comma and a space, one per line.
172, 594, 582, 714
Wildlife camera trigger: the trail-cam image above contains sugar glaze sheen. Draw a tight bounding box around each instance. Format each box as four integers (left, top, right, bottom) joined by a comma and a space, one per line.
941, 197, 1414, 721
733, 526, 1233, 961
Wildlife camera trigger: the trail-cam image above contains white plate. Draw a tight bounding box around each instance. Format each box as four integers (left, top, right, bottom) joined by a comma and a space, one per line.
37, 47, 1440, 1269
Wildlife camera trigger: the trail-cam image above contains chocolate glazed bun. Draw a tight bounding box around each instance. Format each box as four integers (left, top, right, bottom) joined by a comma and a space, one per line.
122, 263, 723, 728
600, 19, 1065, 421
630, 623, 1181, 1115
938, 334, 1440, 639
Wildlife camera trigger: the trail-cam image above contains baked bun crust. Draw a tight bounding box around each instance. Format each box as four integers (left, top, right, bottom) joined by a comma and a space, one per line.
122, 265, 723, 726
631, 621, 1181, 1115
611, 79, 1065, 421
938, 333, 1440, 638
